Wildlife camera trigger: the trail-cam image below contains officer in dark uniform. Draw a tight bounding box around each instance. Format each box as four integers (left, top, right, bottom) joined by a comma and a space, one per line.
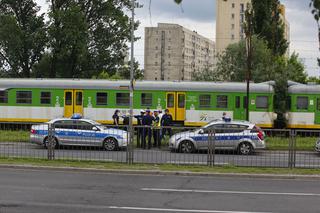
134, 110, 145, 148
161, 109, 173, 143
142, 109, 154, 149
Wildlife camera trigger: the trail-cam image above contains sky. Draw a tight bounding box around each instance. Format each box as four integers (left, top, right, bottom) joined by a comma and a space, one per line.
36, 0, 319, 77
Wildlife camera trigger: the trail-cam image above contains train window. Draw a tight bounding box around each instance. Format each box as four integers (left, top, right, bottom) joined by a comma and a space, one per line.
96, 92, 108, 106
16, 91, 32, 104
317, 98, 320, 111
178, 94, 185, 108
65, 92, 72, 106
116, 93, 129, 106
0, 91, 8, 103
199, 95, 211, 108
76, 92, 82, 106
296, 96, 308, 110
235, 96, 240, 108
141, 93, 152, 106
256, 96, 268, 109
217, 95, 228, 108
40, 92, 51, 104
167, 94, 174, 108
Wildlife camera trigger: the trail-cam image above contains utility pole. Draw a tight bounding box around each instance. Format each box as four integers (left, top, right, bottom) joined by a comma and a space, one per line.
244, 4, 254, 121
128, 0, 135, 164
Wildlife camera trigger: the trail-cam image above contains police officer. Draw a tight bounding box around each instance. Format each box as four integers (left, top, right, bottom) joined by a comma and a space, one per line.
142, 109, 154, 149
134, 110, 145, 148
152, 110, 161, 148
161, 109, 173, 142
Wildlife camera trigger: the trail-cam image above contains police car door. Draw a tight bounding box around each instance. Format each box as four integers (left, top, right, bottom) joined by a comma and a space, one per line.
54, 120, 78, 145
76, 121, 100, 146
201, 124, 224, 149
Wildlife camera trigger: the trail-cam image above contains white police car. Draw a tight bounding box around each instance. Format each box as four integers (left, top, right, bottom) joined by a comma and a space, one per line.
169, 119, 265, 155
315, 139, 320, 153
30, 115, 128, 151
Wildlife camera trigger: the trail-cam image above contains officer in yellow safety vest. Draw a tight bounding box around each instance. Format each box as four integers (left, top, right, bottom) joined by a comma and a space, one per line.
152, 110, 161, 148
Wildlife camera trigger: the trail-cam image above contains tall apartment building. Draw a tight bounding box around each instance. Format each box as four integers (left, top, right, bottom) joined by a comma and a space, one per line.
216, 0, 290, 53
144, 23, 215, 81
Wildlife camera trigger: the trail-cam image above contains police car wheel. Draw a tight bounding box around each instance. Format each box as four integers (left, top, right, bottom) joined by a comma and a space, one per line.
238, 142, 253, 155
43, 137, 59, 149
103, 138, 118, 151
179, 141, 195, 153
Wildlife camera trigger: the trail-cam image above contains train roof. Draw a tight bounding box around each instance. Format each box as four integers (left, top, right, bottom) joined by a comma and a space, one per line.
0, 79, 274, 93
288, 84, 320, 94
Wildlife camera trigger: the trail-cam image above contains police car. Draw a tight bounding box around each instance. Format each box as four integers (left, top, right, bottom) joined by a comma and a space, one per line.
30, 115, 128, 151
169, 119, 265, 155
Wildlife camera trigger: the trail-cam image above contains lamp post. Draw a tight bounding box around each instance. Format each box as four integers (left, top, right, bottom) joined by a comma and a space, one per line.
244, 5, 253, 121
128, 0, 135, 164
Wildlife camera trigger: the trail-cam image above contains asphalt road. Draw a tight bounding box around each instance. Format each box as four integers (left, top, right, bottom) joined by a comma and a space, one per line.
1, 142, 320, 168
0, 167, 320, 213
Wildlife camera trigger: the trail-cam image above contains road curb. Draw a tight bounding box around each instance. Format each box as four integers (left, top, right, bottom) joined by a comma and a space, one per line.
1, 163, 320, 180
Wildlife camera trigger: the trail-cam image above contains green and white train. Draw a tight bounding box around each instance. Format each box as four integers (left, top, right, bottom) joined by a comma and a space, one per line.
0, 79, 275, 127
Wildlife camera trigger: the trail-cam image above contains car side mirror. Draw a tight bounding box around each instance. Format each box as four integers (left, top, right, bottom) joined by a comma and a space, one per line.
199, 129, 204, 134
92, 126, 98, 131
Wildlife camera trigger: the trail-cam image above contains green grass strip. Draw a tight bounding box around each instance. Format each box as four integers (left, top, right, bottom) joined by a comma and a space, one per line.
1, 157, 320, 175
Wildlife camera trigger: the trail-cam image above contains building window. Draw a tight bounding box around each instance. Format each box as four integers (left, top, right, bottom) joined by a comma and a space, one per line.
155, 46, 158, 50
240, 3, 244, 13
231, 34, 235, 40
199, 95, 211, 108
296, 96, 308, 110
168, 54, 171, 58
256, 96, 268, 109
168, 46, 171, 50
16, 91, 32, 104
231, 24, 235, 30
240, 14, 244, 23
0, 91, 8, 104
155, 62, 158, 66
141, 93, 152, 106
116, 93, 129, 106
232, 3, 235, 8
217, 95, 228, 108
231, 13, 235, 19
40, 92, 51, 104
96, 92, 108, 106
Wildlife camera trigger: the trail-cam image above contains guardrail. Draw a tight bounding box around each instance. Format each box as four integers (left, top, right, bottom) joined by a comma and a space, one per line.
0, 122, 319, 169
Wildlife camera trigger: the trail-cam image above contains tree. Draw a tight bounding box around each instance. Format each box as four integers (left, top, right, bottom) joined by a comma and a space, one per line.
251, 0, 288, 56
286, 52, 307, 83
117, 60, 144, 80
310, 0, 320, 66
215, 36, 274, 82
0, 0, 47, 77
192, 68, 217, 81
38, 0, 136, 78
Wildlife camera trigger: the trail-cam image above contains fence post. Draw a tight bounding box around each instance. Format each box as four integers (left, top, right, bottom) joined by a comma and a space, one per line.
126, 125, 134, 165
207, 129, 215, 167
47, 123, 55, 160
289, 129, 296, 169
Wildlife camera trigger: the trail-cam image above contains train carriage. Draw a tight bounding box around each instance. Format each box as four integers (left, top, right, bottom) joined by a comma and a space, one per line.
0, 79, 274, 127
288, 84, 320, 129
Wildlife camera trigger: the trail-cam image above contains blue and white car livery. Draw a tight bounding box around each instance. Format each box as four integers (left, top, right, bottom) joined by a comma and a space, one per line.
169, 119, 265, 155
30, 118, 128, 151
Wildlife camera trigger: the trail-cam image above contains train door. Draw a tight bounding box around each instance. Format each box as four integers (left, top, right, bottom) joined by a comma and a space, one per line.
166, 92, 176, 120
166, 92, 186, 121
64, 90, 83, 118
233, 95, 246, 120
315, 97, 320, 124
176, 92, 186, 121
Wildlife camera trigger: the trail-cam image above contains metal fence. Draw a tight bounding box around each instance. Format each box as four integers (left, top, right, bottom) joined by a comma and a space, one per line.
0, 122, 320, 169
